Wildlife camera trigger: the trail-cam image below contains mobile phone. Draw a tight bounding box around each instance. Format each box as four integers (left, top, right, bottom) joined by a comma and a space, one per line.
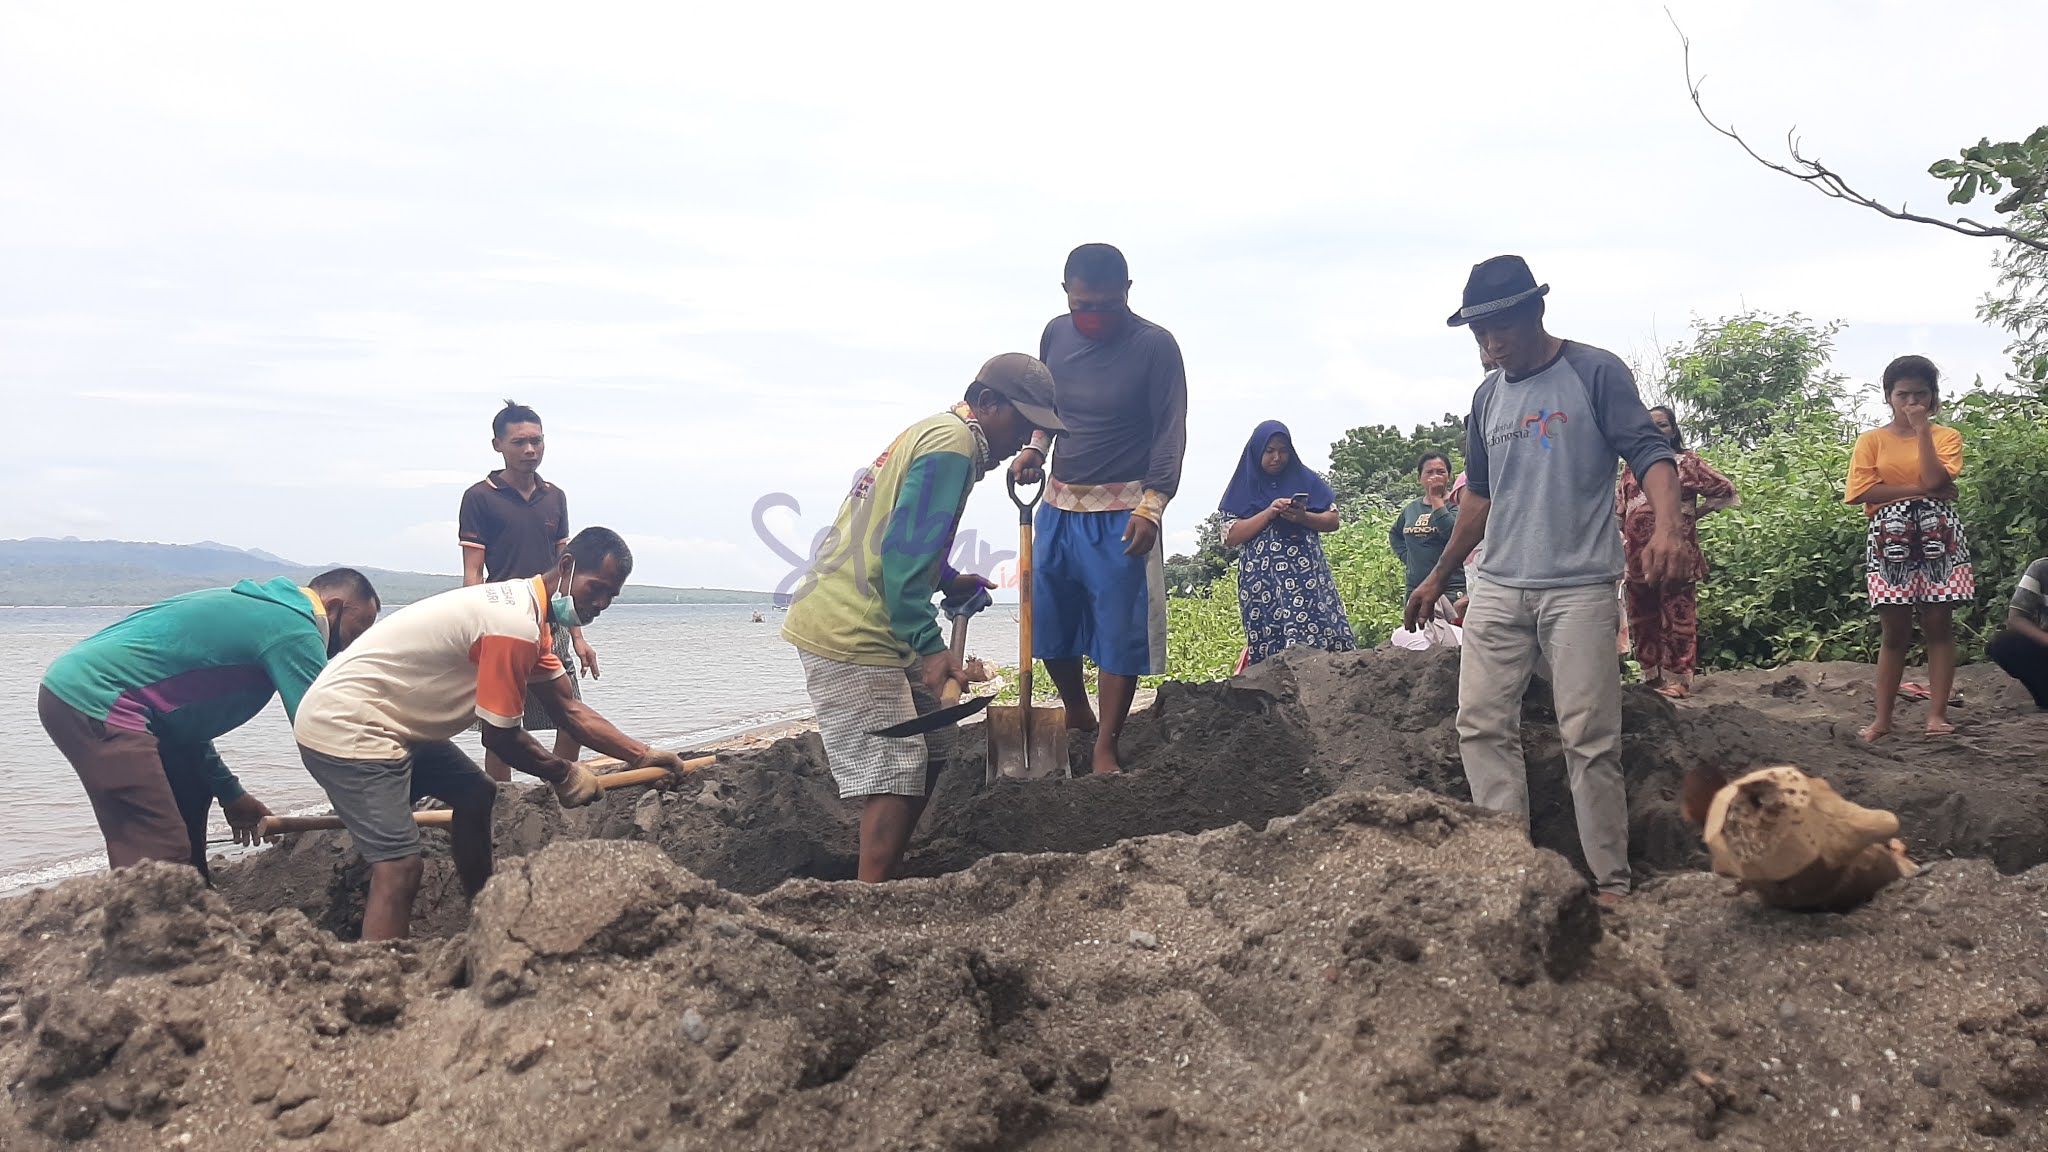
1290, 492, 1309, 505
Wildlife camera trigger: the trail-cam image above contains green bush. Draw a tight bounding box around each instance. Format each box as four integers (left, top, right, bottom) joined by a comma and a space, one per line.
1686, 390, 2048, 670
1155, 393, 2048, 681
1691, 407, 1876, 667
1149, 500, 1411, 685
1948, 389, 2048, 652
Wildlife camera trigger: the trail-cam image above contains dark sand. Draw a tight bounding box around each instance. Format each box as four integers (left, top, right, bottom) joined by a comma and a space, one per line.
4, 649, 2046, 1149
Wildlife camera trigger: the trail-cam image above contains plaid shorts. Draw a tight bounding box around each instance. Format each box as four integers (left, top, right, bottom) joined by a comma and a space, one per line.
799, 650, 955, 798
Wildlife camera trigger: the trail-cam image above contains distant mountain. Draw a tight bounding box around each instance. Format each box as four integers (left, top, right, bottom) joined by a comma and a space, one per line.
0, 538, 771, 607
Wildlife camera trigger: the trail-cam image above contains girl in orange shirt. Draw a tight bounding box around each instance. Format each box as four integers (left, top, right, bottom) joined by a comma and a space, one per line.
1845, 355, 1970, 740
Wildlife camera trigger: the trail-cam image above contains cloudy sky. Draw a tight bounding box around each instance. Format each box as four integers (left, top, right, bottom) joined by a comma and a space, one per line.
3, 1, 2039, 594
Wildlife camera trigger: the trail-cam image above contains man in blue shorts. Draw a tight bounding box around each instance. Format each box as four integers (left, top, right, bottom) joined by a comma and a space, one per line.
1014, 243, 1188, 775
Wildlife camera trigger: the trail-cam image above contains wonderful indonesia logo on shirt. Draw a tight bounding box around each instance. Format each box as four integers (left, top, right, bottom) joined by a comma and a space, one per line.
1487, 408, 1570, 450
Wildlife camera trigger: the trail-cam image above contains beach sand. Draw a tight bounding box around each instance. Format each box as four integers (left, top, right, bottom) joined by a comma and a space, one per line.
4, 650, 2047, 1149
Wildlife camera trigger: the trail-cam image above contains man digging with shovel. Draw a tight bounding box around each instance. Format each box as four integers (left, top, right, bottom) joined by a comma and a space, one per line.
293, 528, 696, 940
783, 353, 1064, 882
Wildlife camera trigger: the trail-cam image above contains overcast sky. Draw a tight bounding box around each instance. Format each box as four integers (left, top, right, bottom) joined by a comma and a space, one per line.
3, 1, 2040, 594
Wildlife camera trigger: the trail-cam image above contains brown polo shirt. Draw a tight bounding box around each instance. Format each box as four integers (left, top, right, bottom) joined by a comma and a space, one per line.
459, 472, 570, 581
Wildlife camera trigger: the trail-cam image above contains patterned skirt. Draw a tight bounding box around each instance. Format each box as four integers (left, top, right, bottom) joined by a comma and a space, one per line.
1866, 498, 1973, 607
1236, 524, 1357, 665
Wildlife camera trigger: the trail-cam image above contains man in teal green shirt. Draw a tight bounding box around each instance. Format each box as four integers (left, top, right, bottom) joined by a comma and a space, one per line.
784, 354, 1063, 882
39, 569, 381, 876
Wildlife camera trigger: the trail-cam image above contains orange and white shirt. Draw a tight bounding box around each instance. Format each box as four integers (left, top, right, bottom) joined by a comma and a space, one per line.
294, 577, 565, 760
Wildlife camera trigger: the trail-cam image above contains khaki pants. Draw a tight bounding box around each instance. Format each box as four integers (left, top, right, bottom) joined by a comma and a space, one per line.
1455, 579, 1630, 893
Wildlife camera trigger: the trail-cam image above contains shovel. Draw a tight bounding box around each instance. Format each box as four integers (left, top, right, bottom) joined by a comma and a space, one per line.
985, 473, 1070, 782
229, 754, 716, 840
868, 611, 991, 737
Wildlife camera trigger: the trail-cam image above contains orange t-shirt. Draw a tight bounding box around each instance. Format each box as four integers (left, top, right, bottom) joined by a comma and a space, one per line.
1845, 424, 1962, 516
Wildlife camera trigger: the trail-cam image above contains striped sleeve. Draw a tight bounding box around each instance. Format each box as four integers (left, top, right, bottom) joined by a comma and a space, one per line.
459, 484, 489, 549
2013, 558, 2048, 625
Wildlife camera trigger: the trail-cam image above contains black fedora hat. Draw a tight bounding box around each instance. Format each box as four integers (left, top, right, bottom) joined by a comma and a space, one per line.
1446, 255, 1550, 327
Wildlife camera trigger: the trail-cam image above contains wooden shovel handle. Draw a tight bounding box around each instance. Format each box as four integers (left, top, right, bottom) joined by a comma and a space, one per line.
257, 809, 454, 837
252, 755, 715, 838
938, 613, 970, 707
589, 755, 716, 790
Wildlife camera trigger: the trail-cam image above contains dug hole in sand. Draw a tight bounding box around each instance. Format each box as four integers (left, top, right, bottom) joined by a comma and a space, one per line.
4, 648, 2048, 1149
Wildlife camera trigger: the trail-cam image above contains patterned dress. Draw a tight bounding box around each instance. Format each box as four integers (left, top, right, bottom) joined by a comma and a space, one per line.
1617, 451, 1736, 682
1229, 516, 1357, 665
1846, 424, 1972, 607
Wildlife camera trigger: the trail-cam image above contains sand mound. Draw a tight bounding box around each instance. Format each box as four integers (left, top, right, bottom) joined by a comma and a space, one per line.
7, 793, 2048, 1149
212, 650, 2048, 941
7, 649, 2048, 1148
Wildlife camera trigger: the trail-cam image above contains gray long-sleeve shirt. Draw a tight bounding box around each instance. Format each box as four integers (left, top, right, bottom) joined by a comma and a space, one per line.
1463, 341, 1675, 589
1038, 312, 1188, 499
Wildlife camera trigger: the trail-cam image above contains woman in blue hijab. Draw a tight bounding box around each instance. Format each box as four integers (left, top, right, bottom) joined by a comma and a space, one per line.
1219, 420, 1356, 665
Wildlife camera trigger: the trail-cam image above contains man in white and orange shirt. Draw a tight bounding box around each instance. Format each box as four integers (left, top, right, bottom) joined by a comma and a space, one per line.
295, 527, 690, 941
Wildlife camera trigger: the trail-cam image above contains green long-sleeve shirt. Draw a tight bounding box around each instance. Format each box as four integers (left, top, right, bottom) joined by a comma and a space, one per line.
41, 577, 332, 802
783, 409, 988, 667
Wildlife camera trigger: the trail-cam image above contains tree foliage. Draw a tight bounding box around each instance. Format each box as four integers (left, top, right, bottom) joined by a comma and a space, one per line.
1164, 510, 1238, 597
1326, 414, 1465, 508
1981, 203, 2048, 393
1929, 127, 2048, 217
1654, 311, 1848, 448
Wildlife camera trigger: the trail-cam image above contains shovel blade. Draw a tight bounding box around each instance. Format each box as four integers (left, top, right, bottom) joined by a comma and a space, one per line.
985, 704, 1070, 783
867, 694, 992, 738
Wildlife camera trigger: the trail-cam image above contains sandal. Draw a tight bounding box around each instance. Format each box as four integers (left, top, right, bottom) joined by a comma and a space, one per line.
1653, 683, 1691, 700
1899, 683, 1966, 706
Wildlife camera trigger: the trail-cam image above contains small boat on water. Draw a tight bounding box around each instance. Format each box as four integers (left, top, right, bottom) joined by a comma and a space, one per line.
750, 611, 765, 623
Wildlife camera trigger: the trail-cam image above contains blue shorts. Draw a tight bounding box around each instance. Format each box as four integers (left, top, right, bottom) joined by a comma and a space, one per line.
1031, 505, 1168, 677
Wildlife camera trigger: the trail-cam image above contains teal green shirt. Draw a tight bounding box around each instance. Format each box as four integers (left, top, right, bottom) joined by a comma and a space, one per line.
41, 577, 333, 803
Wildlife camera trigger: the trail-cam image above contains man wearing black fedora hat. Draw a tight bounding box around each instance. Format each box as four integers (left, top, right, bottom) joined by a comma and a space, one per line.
1404, 255, 1688, 905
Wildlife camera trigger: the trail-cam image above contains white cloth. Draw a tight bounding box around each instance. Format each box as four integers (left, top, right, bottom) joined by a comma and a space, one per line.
1389, 595, 1463, 650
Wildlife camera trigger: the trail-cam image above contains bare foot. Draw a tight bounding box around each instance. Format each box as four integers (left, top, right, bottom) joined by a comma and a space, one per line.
1090, 743, 1122, 776
1596, 891, 1625, 910
1924, 719, 1956, 737
1064, 708, 1099, 734
1858, 723, 1892, 743
1653, 682, 1690, 700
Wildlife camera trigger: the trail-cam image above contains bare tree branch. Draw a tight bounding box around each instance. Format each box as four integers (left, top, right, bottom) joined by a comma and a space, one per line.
1670, 12, 2048, 254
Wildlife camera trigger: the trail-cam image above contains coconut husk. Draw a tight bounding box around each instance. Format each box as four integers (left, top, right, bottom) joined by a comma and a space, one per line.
1691, 764, 1918, 912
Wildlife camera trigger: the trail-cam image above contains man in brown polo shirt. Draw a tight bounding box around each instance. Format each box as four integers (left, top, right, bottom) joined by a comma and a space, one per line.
459, 400, 596, 781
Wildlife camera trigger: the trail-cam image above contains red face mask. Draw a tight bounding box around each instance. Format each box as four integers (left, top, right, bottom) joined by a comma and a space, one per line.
1071, 310, 1123, 341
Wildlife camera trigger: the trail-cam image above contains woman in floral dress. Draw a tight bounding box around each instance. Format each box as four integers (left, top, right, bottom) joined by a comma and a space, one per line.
1616, 406, 1738, 698
1220, 420, 1356, 665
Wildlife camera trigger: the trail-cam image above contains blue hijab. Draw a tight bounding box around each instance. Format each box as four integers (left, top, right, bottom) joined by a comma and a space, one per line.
1218, 420, 1335, 519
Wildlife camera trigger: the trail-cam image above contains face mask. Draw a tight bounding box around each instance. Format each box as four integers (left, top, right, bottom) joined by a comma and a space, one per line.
551, 559, 587, 627
1071, 309, 1122, 341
